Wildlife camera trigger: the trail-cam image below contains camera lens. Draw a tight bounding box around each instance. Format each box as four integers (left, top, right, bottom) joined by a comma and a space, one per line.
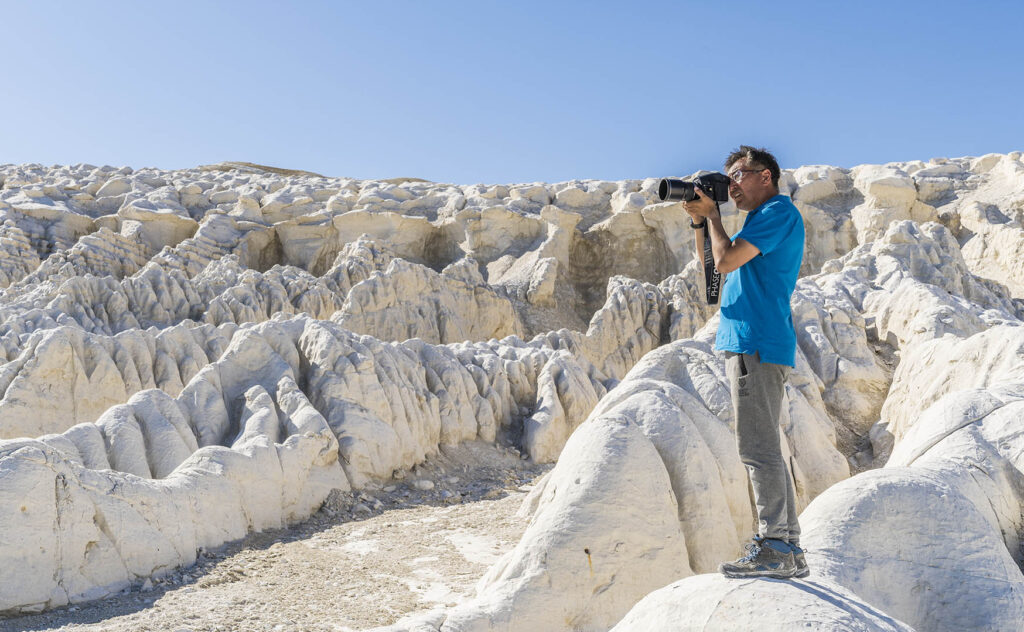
658, 178, 697, 202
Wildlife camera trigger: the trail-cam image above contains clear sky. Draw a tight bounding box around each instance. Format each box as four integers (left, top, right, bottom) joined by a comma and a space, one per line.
1, 1, 1021, 183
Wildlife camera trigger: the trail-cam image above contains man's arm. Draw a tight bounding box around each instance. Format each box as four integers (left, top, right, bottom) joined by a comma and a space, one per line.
683, 188, 760, 274
704, 213, 760, 274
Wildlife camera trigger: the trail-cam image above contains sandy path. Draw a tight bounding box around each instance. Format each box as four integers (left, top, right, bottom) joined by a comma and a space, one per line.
1, 443, 548, 632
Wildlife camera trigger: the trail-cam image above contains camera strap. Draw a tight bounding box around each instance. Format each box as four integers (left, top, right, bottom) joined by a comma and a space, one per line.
703, 203, 722, 304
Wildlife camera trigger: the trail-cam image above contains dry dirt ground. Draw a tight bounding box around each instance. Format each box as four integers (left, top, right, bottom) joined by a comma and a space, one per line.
1, 443, 551, 632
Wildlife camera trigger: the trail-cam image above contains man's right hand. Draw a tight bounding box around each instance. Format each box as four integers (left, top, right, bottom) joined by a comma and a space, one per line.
681, 187, 718, 221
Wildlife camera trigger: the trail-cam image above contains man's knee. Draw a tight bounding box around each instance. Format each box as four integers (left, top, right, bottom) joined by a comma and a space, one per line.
737, 429, 784, 466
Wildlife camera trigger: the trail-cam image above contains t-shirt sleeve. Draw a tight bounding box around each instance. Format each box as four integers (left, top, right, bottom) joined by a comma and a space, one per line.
733, 202, 801, 255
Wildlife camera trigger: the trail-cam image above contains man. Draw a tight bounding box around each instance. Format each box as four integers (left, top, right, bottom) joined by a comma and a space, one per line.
681, 146, 806, 579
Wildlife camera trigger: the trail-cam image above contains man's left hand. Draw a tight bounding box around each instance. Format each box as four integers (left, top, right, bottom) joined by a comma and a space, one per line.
681, 187, 719, 220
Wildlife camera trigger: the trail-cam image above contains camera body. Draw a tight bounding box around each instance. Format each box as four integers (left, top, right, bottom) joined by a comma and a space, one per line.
658, 172, 731, 203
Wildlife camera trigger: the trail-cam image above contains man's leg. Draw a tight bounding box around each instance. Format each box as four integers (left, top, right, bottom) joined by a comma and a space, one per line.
784, 443, 809, 577
730, 351, 792, 541
784, 454, 800, 546
720, 351, 796, 578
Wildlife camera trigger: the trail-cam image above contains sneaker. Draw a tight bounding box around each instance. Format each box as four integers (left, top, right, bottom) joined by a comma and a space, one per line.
719, 538, 796, 579
791, 545, 810, 578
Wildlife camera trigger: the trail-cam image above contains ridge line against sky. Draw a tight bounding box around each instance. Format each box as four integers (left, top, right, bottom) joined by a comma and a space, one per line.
1, 0, 1022, 183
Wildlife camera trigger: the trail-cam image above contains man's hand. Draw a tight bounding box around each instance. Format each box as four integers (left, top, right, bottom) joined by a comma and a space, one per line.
681, 186, 719, 222
682, 186, 760, 274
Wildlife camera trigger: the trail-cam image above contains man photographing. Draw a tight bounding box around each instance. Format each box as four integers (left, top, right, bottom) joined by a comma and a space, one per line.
681, 146, 806, 579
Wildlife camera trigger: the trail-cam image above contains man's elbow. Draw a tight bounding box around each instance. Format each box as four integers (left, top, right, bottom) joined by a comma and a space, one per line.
715, 256, 739, 274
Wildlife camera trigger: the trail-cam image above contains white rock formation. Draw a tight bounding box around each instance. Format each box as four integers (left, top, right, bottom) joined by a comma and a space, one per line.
0, 302, 675, 611
381, 181, 1024, 631
399, 333, 851, 631
442, 411, 691, 632
806, 219, 1021, 460
0, 153, 1022, 625
849, 164, 939, 244
801, 383, 1024, 632
0, 322, 232, 440
0, 374, 344, 613
610, 574, 915, 631
333, 255, 525, 344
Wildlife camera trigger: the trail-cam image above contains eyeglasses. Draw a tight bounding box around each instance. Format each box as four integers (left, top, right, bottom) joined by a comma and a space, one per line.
728, 168, 767, 182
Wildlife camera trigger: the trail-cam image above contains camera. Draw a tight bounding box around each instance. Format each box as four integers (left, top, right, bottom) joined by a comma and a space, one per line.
658, 172, 731, 203
658, 172, 730, 305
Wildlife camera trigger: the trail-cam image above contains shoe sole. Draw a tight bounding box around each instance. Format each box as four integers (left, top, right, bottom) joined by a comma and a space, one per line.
792, 569, 810, 578
720, 568, 795, 580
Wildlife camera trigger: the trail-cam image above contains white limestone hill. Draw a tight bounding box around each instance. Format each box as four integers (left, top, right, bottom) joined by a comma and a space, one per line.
0, 154, 1022, 631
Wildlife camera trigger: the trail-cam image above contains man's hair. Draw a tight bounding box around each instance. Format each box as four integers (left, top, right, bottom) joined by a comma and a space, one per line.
725, 145, 781, 189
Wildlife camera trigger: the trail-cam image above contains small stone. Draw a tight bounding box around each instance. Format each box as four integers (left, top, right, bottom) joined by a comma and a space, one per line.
141, 578, 153, 591
414, 479, 435, 491
383, 485, 397, 493
446, 476, 459, 484
353, 503, 372, 513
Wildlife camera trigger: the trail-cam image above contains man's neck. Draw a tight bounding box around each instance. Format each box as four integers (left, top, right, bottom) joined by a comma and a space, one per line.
741, 190, 780, 212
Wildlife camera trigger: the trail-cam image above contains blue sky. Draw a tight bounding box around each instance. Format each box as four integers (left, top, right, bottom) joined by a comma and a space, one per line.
1, 1, 1021, 183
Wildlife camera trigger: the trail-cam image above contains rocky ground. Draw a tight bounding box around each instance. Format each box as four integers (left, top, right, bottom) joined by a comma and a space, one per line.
1, 443, 550, 632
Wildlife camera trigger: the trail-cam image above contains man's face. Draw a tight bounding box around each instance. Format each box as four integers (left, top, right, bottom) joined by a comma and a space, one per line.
726, 158, 773, 211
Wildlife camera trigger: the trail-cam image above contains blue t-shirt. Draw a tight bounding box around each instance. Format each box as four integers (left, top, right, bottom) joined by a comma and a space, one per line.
715, 195, 804, 367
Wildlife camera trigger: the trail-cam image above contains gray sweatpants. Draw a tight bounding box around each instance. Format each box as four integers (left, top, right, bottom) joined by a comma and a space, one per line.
725, 351, 800, 545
